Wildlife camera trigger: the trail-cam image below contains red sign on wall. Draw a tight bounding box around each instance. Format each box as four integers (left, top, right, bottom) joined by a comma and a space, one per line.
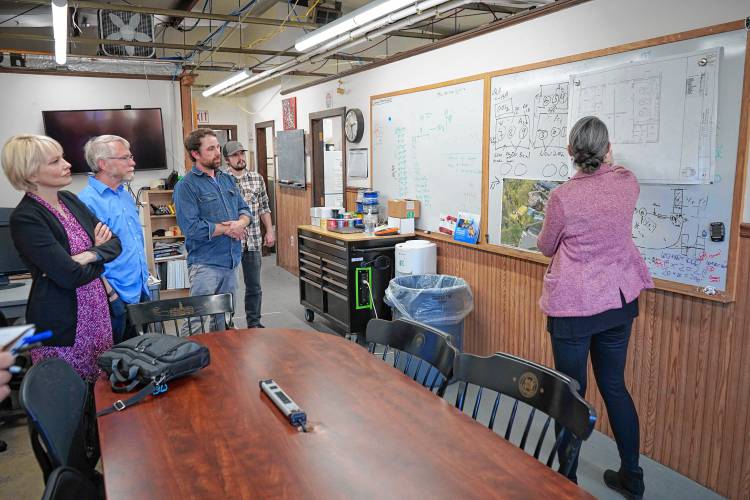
282, 97, 297, 130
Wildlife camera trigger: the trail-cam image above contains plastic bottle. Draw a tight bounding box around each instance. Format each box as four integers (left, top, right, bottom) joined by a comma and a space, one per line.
364, 207, 377, 235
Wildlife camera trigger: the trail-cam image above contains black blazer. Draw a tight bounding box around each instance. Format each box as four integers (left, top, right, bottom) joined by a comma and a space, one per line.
10, 191, 122, 347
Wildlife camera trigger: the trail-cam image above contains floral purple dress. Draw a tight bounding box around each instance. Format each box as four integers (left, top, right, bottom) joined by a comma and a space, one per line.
28, 193, 113, 381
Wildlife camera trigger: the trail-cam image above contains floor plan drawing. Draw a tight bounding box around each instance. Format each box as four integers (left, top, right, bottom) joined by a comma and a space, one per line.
568, 48, 720, 183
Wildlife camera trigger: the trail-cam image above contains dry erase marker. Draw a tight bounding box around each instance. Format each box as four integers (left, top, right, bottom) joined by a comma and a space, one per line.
12, 341, 45, 355
20, 331, 52, 346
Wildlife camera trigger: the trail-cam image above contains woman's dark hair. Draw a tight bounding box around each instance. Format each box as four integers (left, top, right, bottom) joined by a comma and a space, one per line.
569, 116, 609, 174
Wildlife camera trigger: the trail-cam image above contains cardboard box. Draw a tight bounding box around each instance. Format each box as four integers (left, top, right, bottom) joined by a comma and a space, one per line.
388, 199, 421, 218
388, 217, 415, 234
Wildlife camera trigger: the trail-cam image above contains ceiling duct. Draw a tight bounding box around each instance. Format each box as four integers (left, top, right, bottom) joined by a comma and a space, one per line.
0, 51, 181, 76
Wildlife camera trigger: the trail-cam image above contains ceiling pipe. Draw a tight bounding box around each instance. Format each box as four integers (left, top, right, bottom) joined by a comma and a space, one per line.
220, 0, 524, 95
0, 32, 377, 62
220, 0, 472, 94
8, 0, 444, 40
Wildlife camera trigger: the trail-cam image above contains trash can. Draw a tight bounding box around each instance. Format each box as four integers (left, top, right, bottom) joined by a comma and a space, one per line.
384, 274, 473, 352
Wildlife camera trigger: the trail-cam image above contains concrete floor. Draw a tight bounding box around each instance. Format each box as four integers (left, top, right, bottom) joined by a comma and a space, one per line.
0, 255, 724, 499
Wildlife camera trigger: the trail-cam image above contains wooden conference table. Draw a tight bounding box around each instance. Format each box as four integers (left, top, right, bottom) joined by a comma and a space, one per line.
95, 329, 593, 499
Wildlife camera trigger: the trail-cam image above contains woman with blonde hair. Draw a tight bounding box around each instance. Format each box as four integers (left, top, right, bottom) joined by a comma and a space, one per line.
2, 134, 121, 380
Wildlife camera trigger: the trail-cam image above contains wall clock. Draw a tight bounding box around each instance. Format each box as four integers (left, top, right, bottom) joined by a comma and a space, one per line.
345, 108, 364, 143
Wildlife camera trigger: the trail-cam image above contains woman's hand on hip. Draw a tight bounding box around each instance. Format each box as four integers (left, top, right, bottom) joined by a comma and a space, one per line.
94, 222, 112, 246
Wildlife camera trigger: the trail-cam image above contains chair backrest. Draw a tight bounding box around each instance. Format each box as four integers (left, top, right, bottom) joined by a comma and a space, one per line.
364, 318, 457, 396
42, 466, 102, 500
127, 293, 234, 335
19, 358, 91, 483
452, 352, 596, 476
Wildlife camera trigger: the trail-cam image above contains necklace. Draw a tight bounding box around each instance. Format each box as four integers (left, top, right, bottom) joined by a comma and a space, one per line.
51, 203, 68, 220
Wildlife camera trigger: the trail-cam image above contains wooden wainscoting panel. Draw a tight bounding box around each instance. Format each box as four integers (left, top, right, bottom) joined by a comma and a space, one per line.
345, 188, 358, 212
429, 229, 750, 499
276, 185, 312, 275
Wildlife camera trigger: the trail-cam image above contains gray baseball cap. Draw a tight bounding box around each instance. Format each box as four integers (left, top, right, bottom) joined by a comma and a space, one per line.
222, 141, 246, 157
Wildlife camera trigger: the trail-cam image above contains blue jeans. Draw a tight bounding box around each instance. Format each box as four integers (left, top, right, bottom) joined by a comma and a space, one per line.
241, 250, 262, 327
180, 263, 237, 336
550, 321, 640, 478
110, 290, 151, 344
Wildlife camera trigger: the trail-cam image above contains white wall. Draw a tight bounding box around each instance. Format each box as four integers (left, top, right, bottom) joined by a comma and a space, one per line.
0, 73, 183, 206
192, 93, 251, 151
243, 0, 750, 219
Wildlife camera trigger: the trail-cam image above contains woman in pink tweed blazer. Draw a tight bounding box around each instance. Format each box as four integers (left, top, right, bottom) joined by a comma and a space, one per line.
537, 116, 652, 499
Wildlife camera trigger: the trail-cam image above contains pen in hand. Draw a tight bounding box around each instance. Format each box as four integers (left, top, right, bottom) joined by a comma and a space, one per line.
0, 351, 14, 400
6, 342, 45, 376
10, 330, 52, 355
12, 341, 45, 356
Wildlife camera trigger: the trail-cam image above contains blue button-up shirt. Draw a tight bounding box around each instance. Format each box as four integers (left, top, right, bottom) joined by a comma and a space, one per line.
78, 176, 150, 304
174, 166, 252, 269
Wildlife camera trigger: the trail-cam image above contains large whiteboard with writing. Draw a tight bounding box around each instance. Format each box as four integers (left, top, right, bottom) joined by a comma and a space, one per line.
372, 80, 484, 231
487, 30, 746, 292
568, 48, 720, 183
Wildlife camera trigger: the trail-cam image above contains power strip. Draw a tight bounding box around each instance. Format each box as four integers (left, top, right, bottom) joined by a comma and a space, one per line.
259, 379, 307, 429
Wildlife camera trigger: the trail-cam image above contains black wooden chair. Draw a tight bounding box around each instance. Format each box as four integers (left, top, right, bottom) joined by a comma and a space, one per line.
452, 352, 596, 477
42, 466, 102, 500
364, 318, 458, 396
127, 293, 234, 336
19, 359, 98, 484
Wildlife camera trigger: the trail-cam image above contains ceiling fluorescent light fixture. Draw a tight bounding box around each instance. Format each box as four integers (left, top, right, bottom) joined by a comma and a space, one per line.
218, 70, 271, 96
202, 70, 251, 97
294, 0, 417, 52
51, 0, 68, 65
221, 60, 299, 95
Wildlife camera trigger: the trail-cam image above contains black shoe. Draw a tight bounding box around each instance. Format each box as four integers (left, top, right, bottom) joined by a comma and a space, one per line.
604, 467, 644, 500
248, 323, 265, 328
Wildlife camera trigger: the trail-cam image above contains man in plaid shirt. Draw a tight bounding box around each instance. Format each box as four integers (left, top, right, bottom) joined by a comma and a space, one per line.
223, 141, 275, 328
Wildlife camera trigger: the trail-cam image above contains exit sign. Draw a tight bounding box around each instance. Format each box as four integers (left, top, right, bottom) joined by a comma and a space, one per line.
196, 110, 209, 124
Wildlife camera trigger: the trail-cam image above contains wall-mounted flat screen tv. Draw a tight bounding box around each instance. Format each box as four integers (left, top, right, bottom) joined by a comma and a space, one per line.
42, 108, 168, 173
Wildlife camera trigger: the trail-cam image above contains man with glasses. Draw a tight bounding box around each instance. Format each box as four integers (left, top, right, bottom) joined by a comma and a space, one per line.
79, 135, 150, 343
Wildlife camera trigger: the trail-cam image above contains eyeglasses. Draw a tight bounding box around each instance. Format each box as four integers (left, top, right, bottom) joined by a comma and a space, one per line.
107, 154, 135, 161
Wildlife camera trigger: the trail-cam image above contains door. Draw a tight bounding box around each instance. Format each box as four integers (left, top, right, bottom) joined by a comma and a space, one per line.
205, 124, 237, 167
254, 120, 276, 257
309, 108, 347, 208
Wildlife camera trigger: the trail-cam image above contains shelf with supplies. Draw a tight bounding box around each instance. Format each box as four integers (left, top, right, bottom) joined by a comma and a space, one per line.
153, 235, 185, 241
153, 254, 187, 263
143, 190, 190, 296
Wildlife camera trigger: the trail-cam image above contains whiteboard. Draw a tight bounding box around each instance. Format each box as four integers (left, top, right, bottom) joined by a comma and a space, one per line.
568, 48, 720, 184
487, 29, 746, 292
372, 80, 484, 231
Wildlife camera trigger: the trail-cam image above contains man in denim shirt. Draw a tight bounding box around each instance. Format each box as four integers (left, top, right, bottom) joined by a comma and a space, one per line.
78, 135, 150, 343
174, 128, 252, 334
